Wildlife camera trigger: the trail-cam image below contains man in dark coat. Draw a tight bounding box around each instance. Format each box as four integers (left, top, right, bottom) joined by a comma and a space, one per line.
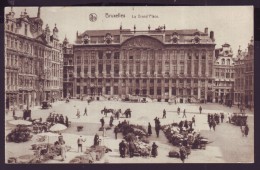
199, 106, 202, 114
114, 126, 119, 139
100, 117, 105, 128
151, 142, 158, 157
182, 109, 187, 118
148, 122, 152, 136
128, 141, 135, 158
220, 113, 224, 123
83, 107, 87, 116
162, 109, 166, 119
244, 124, 249, 137
177, 107, 180, 115
119, 140, 126, 158
94, 133, 99, 146
155, 125, 160, 138
65, 116, 69, 127
109, 116, 114, 127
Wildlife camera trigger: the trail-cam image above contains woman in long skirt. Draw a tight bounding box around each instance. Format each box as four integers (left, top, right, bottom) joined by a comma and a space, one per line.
148, 123, 152, 136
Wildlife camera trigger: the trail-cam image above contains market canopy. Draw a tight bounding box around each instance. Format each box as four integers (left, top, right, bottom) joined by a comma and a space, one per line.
49, 123, 67, 132
9, 120, 32, 126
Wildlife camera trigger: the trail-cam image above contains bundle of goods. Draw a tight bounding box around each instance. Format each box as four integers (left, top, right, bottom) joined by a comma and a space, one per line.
6, 126, 33, 143
168, 150, 180, 158
161, 124, 210, 149
7, 154, 39, 164
84, 145, 112, 161
69, 155, 94, 164
120, 124, 148, 139
31, 143, 71, 152
133, 140, 152, 157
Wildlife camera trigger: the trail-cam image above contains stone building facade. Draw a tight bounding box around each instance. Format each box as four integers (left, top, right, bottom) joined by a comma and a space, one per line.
70, 26, 215, 102
213, 43, 235, 105
234, 37, 254, 109
5, 7, 63, 109
62, 37, 74, 98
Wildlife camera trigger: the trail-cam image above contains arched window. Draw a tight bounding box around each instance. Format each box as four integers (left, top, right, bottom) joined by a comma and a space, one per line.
11, 24, 13, 32
221, 58, 225, 65
227, 59, 230, 65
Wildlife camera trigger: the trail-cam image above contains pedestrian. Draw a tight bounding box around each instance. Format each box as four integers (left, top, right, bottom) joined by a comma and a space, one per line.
182, 109, 186, 118
244, 124, 249, 137
155, 125, 160, 138
83, 107, 88, 116
76, 109, 80, 118
119, 140, 126, 158
162, 109, 166, 119
129, 140, 135, 158
60, 138, 66, 161
199, 106, 202, 114
179, 143, 187, 163
192, 115, 196, 126
100, 117, 105, 128
65, 116, 69, 127
94, 133, 99, 146
114, 126, 119, 139
220, 113, 224, 123
77, 136, 86, 152
12, 108, 16, 117
151, 142, 158, 157
148, 122, 152, 136
109, 116, 114, 127
154, 117, 158, 127
209, 120, 212, 130
184, 120, 189, 129
177, 107, 180, 115
212, 120, 216, 131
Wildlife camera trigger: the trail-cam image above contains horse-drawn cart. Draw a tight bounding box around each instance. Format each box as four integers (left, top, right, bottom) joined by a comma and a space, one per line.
230, 113, 247, 126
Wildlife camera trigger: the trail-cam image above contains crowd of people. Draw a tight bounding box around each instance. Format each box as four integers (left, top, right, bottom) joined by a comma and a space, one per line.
46, 113, 69, 127
207, 113, 224, 131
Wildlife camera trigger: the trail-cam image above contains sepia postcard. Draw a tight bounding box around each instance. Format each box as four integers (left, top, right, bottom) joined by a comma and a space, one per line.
4, 6, 254, 164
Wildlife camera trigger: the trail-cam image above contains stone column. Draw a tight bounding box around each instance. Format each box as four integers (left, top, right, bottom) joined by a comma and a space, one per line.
198, 55, 201, 76
198, 87, 201, 99
162, 50, 165, 75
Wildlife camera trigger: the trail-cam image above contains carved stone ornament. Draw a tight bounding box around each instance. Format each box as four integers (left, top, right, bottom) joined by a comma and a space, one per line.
122, 36, 163, 48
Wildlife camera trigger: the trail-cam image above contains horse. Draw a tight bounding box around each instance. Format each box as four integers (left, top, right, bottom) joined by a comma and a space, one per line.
123, 109, 132, 118
101, 108, 114, 117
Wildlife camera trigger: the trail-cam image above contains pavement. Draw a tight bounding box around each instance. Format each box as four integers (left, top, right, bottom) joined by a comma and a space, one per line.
5, 99, 254, 163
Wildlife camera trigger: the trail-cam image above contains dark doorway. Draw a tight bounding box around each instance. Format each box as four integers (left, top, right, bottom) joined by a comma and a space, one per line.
180, 98, 183, 103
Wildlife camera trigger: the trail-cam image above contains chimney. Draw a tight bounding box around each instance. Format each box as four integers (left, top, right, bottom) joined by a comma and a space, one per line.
210, 31, 214, 40
204, 27, 208, 34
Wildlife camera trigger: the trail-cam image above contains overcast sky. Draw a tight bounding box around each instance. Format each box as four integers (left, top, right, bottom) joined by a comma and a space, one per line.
5, 6, 253, 55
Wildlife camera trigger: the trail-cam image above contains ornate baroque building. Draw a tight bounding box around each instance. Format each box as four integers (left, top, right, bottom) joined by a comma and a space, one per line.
213, 43, 235, 104
62, 37, 74, 97
5, 7, 63, 109
69, 26, 216, 102
234, 37, 254, 109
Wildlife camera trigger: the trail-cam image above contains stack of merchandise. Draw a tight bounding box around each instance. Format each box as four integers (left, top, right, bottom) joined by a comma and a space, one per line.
6, 126, 33, 143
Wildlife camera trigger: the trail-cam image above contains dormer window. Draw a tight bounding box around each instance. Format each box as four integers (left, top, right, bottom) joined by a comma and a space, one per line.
83, 34, 90, 44
171, 32, 179, 44
193, 32, 201, 44
104, 33, 113, 44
